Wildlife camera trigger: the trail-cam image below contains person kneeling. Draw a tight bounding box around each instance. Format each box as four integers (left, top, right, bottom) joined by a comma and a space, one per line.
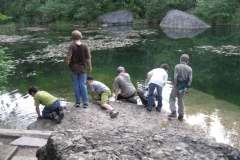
28, 86, 64, 124
86, 76, 119, 118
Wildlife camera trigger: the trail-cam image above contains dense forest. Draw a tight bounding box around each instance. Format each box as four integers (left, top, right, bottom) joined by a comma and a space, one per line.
0, 0, 240, 27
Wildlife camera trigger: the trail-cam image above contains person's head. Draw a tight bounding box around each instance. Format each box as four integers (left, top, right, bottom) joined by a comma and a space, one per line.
71, 30, 82, 41
180, 54, 189, 63
28, 86, 39, 97
160, 64, 169, 71
86, 76, 94, 85
117, 66, 125, 74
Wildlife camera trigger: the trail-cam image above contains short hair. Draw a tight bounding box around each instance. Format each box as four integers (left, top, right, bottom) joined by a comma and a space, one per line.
71, 30, 82, 40
160, 64, 169, 70
180, 54, 189, 63
28, 86, 38, 95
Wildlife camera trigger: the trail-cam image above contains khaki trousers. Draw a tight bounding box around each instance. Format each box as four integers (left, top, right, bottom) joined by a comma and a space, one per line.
169, 85, 185, 116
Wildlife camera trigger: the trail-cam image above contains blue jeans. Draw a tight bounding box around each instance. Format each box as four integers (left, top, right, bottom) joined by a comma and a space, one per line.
147, 83, 163, 108
42, 100, 60, 118
70, 71, 89, 104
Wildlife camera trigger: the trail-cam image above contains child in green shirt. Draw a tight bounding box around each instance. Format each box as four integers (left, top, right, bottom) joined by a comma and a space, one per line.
28, 86, 64, 124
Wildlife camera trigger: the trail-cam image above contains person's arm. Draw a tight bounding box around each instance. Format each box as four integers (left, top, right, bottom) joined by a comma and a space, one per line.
186, 68, 193, 90
91, 91, 95, 102
114, 90, 119, 102
66, 45, 72, 65
66, 56, 71, 65
163, 73, 168, 87
147, 73, 152, 82
174, 66, 178, 85
86, 58, 92, 72
35, 105, 41, 119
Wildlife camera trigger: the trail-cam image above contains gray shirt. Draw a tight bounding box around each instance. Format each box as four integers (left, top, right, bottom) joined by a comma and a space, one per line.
174, 63, 193, 86
90, 81, 109, 95
114, 73, 136, 97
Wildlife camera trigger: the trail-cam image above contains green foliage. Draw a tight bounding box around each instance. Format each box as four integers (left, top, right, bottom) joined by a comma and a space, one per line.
40, 0, 74, 23
0, 0, 240, 25
145, 0, 169, 22
0, 22, 15, 29
0, 13, 11, 20
194, 0, 239, 25
72, 0, 102, 23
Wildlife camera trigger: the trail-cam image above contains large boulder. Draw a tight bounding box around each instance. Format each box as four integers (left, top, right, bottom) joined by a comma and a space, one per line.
98, 10, 134, 25
36, 126, 240, 160
160, 9, 210, 28
160, 27, 208, 39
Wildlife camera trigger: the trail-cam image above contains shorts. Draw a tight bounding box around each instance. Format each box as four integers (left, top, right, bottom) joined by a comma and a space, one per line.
94, 90, 111, 105
117, 93, 135, 100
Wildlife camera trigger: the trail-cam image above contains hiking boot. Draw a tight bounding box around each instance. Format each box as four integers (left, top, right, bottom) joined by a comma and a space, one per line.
110, 110, 119, 118
178, 115, 184, 121
147, 106, 152, 112
75, 103, 80, 107
156, 107, 161, 112
50, 112, 61, 124
58, 106, 64, 120
83, 104, 88, 108
127, 97, 137, 104
168, 110, 177, 117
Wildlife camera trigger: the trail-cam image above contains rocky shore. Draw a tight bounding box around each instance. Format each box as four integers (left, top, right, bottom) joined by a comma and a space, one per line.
27, 102, 240, 160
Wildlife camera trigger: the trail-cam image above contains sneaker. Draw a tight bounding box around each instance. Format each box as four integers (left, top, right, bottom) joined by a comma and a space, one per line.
83, 104, 88, 108
147, 106, 152, 112
110, 110, 119, 118
126, 97, 137, 104
156, 107, 161, 112
168, 110, 177, 117
50, 112, 61, 124
75, 103, 80, 107
58, 106, 64, 120
178, 115, 184, 121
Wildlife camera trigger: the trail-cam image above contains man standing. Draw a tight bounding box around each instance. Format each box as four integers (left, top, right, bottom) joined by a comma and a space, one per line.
66, 30, 92, 108
168, 54, 193, 121
146, 64, 169, 112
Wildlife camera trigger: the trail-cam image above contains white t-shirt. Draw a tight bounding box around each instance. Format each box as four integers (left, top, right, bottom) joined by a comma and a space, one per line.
147, 68, 168, 87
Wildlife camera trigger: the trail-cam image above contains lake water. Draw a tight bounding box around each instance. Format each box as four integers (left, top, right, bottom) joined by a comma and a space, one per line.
0, 25, 240, 149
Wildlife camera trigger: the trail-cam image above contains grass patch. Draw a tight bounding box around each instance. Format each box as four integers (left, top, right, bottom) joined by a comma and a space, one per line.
0, 22, 16, 29
134, 18, 147, 23
49, 20, 72, 26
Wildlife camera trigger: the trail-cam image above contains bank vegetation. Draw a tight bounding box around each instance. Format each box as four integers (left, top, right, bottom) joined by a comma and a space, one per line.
0, 0, 240, 28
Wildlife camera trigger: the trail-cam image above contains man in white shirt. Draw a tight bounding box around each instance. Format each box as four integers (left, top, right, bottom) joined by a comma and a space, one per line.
146, 64, 169, 112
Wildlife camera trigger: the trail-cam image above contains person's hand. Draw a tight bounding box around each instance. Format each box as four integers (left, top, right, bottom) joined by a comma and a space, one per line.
37, 116, 42, 120
88, 67, 92, 72
184, 88, 188, 91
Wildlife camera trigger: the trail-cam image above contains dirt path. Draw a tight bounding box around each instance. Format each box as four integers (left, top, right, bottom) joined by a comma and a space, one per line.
28, 102, 214, 142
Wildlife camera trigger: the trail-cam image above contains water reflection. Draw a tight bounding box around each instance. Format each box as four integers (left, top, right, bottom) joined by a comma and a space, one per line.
0, 91, 68, 129
140, 82, 240, 149
183, 89, 240, 149
160, 26, 208, 39
0, 26, 240, 150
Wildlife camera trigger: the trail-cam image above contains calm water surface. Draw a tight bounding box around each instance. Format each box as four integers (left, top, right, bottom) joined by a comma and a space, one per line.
0, 25, 240, 148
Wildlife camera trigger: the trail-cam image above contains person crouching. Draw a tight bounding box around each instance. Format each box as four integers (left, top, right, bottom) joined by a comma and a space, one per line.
28, 86, 64, 124
86, 76, 119, 118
